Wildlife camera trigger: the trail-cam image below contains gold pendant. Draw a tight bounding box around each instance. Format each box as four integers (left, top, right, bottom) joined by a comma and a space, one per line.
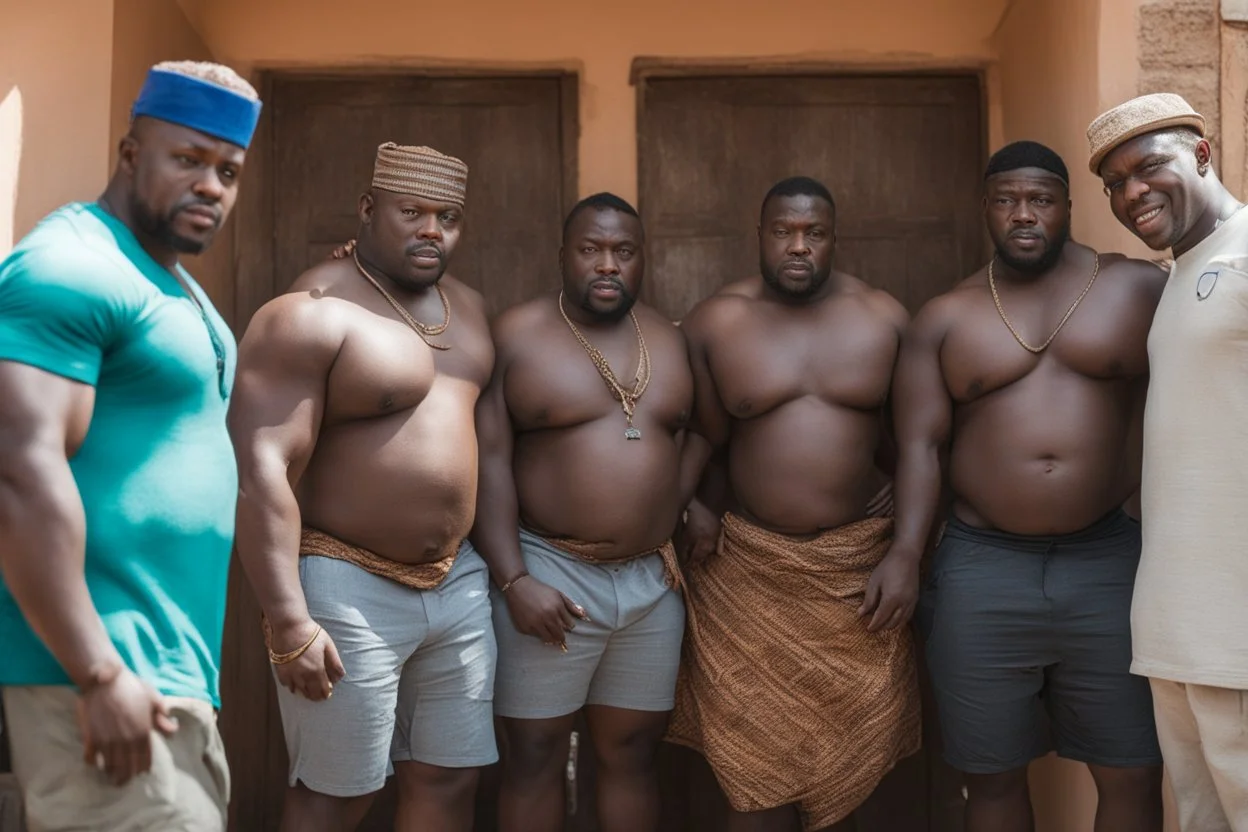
625, 427, 641, 440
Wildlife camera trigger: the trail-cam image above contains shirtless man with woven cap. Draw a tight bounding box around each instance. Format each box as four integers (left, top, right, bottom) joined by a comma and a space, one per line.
469, 192, 691, 832
229, 142, 496, 832
890, 141, 1165, 832
669, 176, 919, 832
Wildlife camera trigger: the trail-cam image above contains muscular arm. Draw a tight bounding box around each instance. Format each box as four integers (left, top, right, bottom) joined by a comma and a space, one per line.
679, 302, 733, 507
0, 362, 119, 687
228, 299, 337, 631
468, 325, 526, 586
889, 302, 954, 559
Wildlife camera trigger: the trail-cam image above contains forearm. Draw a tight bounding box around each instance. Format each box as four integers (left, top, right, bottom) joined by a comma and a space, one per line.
891, 441, 942, 558
678, 432, 715, 508
468, 460, 527, 585
0, 455, 121, 687
235, 470, 308, 629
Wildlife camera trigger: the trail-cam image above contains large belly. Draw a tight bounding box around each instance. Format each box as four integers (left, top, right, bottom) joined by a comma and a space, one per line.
298, 395, 478, 563
729, 397, 879, 534
514, 416, 683, 556
951, 370, 1135, 534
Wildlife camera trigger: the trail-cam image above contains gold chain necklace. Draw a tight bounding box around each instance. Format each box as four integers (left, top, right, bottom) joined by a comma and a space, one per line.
348, 242, 451, 351
558, 291, 651, 440
988, 252, 1099, 354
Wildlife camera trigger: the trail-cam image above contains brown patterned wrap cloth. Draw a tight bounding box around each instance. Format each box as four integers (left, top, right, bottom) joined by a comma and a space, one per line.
666, 512, 920, 830
529, 531, 684, 592
300, 527, 459, 590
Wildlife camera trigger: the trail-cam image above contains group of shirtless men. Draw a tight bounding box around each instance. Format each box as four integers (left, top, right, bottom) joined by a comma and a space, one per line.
3, 59, 1246, 832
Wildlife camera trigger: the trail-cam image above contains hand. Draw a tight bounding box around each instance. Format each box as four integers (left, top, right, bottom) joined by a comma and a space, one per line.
270, 618, 345, 702
76, 666, 178, 786
858, 548, 920, 633
677, 499, 721, 566
504, 576, 589, 651
866, 480, 894, 518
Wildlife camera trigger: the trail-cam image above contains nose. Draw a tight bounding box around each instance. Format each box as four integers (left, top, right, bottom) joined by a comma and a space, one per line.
787, 234, 811, 256
1011, 201, 1037, 225
415, 214, 443, 241
595, 251, 620, 275
191, 168, 224, 202
1124, 177, 1151, 204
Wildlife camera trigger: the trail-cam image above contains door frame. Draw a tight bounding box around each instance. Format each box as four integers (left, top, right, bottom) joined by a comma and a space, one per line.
219, 66, 579, 831
632, 60, 991, 311
229, 67, 580, 333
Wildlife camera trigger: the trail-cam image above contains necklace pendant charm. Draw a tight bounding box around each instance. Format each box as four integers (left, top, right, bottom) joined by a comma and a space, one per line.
625, 427, 642, 441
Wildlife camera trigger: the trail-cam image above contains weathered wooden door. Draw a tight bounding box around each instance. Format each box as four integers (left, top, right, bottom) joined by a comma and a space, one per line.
221, 71, 578, 832
637, 73, 985, 321
637, 72, 985, 832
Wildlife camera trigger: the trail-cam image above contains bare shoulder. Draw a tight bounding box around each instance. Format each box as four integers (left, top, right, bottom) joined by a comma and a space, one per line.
635, 302, 687, 349
440, 274, 489, 320
242, 268, 351, 360
836, 273, 909, 331
716, 276, 763, 299
680, 287, 753, 346
489, 291, 556, 355
908, 277, 982, 341
1095, 252, 1169, 304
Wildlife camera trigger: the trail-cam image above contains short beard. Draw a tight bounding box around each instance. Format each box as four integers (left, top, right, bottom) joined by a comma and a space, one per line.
130, 194, 214, 255
760, 256, 833, 300
579, 281, 638, 322
995, 223, 1070, 276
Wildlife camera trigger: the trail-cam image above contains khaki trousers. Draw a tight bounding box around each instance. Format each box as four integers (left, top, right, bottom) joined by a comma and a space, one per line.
1152, 678, 1248, 832
1, 686, 228, 832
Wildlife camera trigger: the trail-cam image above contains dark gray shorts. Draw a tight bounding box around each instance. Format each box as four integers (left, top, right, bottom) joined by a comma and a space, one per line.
918, 510, 1162, 775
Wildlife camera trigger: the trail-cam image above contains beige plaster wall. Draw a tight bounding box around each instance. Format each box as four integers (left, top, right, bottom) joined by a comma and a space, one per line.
177, 0, 1010, 207
0, 0, 114, 254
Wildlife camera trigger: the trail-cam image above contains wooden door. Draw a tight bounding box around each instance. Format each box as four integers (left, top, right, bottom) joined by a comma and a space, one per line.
638, 72, 985, 832
221, 71, 577, 832
637, 73, 985, 321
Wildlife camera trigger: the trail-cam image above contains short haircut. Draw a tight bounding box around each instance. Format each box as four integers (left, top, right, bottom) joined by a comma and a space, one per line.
562, 192, 640, 238
152, 60, 259, 101
760, 176, 835, 221
984, 140, 1069, 188
1164, 126, 1203, 151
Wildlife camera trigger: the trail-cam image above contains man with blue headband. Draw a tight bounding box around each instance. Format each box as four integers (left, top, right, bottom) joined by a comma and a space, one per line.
0, 61, 261, 830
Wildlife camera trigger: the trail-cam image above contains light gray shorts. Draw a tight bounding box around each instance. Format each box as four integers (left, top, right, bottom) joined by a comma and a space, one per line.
274, 546, 498, 797
481, 529, 685, 720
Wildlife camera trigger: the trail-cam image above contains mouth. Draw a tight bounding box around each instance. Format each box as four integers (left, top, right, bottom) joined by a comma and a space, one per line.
780, 260, 813, 274
410, 247, 443, 267
1132, 205, 1165, 231
179, 206, 221, 230
590, 280, 622, 298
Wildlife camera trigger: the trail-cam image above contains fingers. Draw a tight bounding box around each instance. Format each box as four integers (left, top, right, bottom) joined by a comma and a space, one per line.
858, 580, 881, 618
562, 595, 590, 621
867, 596, 898, 633
325, 640, 347, 685
104, 740, 132, 786
152, 695, 178, 737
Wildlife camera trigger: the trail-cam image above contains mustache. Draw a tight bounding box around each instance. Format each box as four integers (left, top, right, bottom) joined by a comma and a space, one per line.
406, 243, 444, 261
173, 198, 222, 225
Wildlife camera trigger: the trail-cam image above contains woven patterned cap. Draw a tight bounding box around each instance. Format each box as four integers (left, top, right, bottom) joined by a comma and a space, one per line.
1086, 93, 1205, 174
371, 142, 468, 206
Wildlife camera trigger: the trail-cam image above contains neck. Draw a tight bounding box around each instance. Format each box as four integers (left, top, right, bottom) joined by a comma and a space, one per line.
1173, 183, 1244, 257
98, 179, 180, 270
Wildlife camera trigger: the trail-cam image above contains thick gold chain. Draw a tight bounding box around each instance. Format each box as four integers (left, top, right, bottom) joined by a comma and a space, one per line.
557, 291, 651, 430
349, 243, 451, 351
988, 252, 1099, 354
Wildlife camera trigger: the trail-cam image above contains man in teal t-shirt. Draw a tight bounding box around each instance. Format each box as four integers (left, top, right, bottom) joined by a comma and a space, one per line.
0, 61, 261, 832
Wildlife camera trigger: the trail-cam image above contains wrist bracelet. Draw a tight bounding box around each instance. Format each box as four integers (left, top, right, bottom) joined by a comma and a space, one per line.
499, 571, 530, 594
268, 625, 322, 665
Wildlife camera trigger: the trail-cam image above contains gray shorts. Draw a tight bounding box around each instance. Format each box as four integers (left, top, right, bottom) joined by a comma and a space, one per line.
918, 510, 1162, 774
481, 530, 685, 719
274, 546, 498, 797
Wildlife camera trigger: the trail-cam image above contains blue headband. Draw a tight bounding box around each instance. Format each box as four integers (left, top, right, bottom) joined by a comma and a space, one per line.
131, 68, 262, 149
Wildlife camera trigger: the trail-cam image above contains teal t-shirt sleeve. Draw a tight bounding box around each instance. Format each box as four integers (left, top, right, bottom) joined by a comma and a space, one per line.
0, 247, 127, 386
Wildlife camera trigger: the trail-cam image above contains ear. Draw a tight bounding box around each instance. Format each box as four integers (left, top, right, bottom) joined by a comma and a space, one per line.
117, 134, 140, 176
358, 191, 375, 225
1195, 139, 1213, 171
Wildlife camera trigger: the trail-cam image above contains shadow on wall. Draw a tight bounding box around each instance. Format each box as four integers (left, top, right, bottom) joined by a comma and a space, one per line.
0, 86, 22, 256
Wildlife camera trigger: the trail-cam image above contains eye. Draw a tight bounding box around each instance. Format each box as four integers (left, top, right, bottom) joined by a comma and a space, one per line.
809, 230, 826, 240
401, 208, 418, 217
1034, 198, 1052, 206
773, 229, 789, 237
617, 247, 635, 258
995, 197, 1012, 205
1106, 180, 1125, 194
1142, 160, 1166, 173
175, 154, 198, 167
582, 246, 596, 254
220, 168, 238, 182
440, 212, 458, 223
